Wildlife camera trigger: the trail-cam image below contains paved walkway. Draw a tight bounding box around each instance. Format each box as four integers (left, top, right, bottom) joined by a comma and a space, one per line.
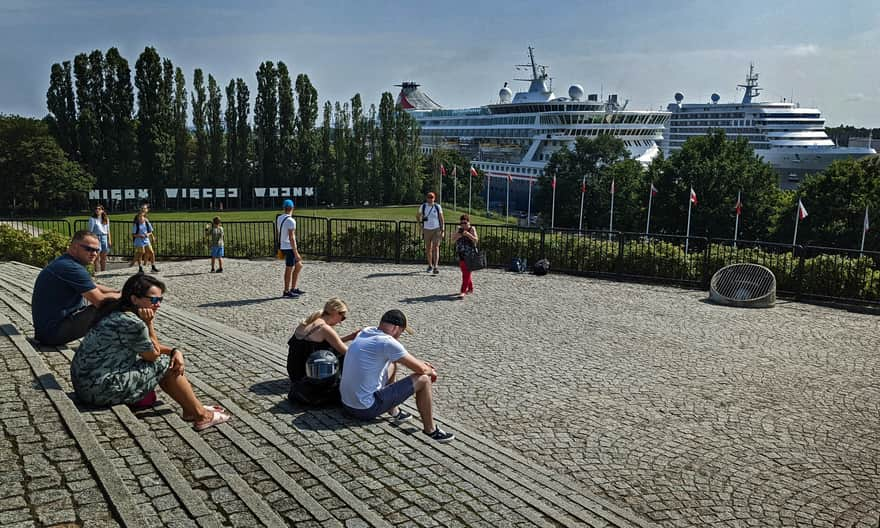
1, 258, 879, 527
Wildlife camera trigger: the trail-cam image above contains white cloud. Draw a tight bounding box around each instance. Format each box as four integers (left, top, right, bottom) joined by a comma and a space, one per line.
783, 44, 819, 57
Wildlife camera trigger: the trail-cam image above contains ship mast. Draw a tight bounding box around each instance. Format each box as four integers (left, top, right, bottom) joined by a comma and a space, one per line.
738, 63, 761, 104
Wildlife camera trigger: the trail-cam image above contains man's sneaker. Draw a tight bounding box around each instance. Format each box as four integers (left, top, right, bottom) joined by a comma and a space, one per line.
210, 269, 215, 273
426, 266, 433, 273
432, 267, 439, 275
151, 265, 160, 272
284, 290, 300, 298
424, 427, 454, 443
138, 266, 144, 274
216, 268, 223, 273
390, 410, 412, 423
290, 288, 305, 295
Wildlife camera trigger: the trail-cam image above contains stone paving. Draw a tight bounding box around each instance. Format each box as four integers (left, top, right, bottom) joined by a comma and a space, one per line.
1, 257, 879, 527
99, 258, 880, 527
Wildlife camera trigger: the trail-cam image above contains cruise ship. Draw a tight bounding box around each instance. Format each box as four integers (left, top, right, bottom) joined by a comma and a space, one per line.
397, 47, 670, 211
663, 65, 876, 190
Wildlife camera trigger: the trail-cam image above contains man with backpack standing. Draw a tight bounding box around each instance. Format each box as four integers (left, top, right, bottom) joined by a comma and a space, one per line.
277, 199, 304, 298
416, 192, 445, 275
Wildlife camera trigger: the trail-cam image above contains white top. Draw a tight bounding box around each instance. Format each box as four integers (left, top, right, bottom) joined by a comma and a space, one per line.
339, 327, 408, 409
88, 217, 109, 236
420, 202, 443, 230
276, 214, 296, 250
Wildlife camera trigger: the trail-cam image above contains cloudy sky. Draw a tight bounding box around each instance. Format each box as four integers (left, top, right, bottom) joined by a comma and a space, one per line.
2, 0, 878, 127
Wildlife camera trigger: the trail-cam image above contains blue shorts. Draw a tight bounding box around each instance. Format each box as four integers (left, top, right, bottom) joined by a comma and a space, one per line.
343, 377, 415, 421
281, 249, 298, 267
211, 246, 224, 258
97, 234, 109, 253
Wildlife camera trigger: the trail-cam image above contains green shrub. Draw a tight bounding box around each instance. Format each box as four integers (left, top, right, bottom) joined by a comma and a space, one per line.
0, 225, 69, 267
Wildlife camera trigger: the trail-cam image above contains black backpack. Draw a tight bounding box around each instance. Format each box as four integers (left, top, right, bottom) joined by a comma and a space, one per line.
533, 259, 550, 276
509, 257, 527, 273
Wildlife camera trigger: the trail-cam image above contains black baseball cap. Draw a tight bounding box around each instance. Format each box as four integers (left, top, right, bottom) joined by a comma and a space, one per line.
380, 309, 414, 334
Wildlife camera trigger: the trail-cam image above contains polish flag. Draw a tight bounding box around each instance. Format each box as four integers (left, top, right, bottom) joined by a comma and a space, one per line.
551, 175, 557, 189
581, 181, 587, 193
610, 180, 616, 194
507, 173, 513, 183
689, 188, 698, 205
797, 199, 808, 220
469, 166, 478, 177
650, 183, 658, 196
864, 207, 870, 232
439, 164, 446, 177
452, 166, 457, 177
735, 195, 743, 216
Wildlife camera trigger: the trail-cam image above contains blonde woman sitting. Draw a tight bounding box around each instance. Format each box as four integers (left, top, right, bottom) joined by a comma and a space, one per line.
287, 298, 360, 405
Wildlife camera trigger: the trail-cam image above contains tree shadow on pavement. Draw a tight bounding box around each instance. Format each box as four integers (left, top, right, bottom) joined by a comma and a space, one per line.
365, 271, 421, 278
399, 293, 461, 303
199, 297, 279, 308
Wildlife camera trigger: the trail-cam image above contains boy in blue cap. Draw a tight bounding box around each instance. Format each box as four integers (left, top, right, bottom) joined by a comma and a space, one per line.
276, 199, 304, 297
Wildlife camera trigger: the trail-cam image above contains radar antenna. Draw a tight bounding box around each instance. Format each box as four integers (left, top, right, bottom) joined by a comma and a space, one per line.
514, 46, 550, 83
737, 63, 761, 104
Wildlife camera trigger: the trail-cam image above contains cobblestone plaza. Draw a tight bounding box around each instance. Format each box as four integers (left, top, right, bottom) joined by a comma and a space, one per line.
1, 258, 878, 527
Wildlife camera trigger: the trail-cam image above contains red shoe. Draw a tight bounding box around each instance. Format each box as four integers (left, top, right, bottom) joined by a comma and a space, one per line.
130, 390, 157, 410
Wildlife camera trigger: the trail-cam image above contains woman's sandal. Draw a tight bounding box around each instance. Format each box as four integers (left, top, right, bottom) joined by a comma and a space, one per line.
193, 410, 231, 431
183, 405, 227, 422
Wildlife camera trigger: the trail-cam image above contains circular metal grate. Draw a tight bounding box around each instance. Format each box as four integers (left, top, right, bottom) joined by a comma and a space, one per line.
709, 263, 776, 308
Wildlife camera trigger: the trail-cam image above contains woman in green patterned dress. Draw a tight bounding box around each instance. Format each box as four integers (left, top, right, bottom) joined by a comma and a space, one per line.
71, 274, 231, 431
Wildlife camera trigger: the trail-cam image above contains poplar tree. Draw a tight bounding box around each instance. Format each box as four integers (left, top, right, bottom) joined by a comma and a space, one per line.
333, 101, 350, 203
235, 79, 252, 191
349, 94, 367, 205
206, 74, 224, 186
135, 47, 167, 187
104, 48, 137, 186
191, 68, 208, 186
294, 73, 318, 186
172, 67, 188, 186
73, 52, 99, 179
318, 101, 335, 201
46, 61, 78, 160
377, 92, 396, 203
224, 80, 238, 188
254, 61, 278, 186
277, 62, 295, 184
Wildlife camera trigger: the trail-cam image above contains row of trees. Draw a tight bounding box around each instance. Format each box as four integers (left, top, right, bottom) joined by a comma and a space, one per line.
44, 46, 426, 206
527, 131, 878, 249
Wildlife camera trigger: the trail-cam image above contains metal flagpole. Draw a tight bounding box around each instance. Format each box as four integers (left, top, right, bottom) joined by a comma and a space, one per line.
486, 174, 491, 214
453, 167, 457, 212
608, 180, 615, 242
860, 205, 869, 255
645, 184, 654, 236
527, 178, 533, 227
685, 195, 693, 253
792, 200, 801, 247
438, 164, 442, 206
578, 174, 586, 232
505, 174, 510, 221
468, 169, 473, 214
551, 174, 557, 229
734, 190, 741, 247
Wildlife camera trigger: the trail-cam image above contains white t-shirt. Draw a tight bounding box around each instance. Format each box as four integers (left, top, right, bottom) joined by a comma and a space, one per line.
276, 214, 296, 250
88, 217, 109, 236
420, 202, 443, 230
339, 327, 408, 409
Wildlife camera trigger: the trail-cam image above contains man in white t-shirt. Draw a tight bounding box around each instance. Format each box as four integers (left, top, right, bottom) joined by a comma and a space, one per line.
339, 309, 454, 443
416, 192, 445, 275
276, 199, 304, 298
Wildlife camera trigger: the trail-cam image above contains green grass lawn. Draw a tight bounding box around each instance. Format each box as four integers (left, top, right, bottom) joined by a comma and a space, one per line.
62, 205, 517, 226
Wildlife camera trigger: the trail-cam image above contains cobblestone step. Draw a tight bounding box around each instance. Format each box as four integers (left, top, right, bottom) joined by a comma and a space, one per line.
0, 261, 658, 527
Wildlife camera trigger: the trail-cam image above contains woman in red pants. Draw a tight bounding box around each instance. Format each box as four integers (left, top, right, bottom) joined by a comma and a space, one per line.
452, 214, 479, 299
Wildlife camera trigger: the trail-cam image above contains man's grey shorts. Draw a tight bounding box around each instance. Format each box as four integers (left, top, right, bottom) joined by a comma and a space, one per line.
343, 376, 415, 420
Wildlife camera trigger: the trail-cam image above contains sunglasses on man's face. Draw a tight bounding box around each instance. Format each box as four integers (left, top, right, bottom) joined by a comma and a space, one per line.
79, 243, 101, 253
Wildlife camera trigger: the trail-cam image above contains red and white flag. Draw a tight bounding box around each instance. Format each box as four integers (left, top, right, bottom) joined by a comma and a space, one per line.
650, 183, 658, 196
551, 175, 557, 189
689, 188, 698, 205
452, 166, 457, 177
581, 181, 587, 193
864, 207, 870, 232
507, 173, 513, 183
469, 166, 478, 178
439, 164, 446, 177
610, 180, 616, 194
735, 194, 743, 216
797, 199, 808, 220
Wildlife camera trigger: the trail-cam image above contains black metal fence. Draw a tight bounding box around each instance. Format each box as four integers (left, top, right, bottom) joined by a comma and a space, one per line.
3, 216, 878, 307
